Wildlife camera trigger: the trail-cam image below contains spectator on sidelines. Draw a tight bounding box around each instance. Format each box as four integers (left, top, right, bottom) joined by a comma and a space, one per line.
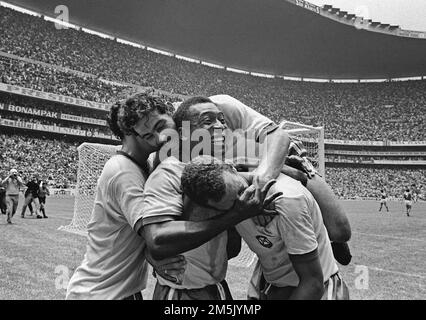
1, 168, 24, 224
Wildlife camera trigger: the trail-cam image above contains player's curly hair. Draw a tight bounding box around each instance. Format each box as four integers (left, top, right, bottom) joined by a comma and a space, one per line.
107, 92, 175, 140
181, 157, 235, 206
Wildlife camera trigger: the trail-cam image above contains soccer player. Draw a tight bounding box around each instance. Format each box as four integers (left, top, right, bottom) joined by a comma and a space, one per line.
142, 96, 350, 299
66, 93, 186, 299
38, 180, 50, 218
181, 157, 349, 300
403, 188, 413, 217
2, 169, 24, 224
378, 189, 389, 213
66, 92, 265, 299
21, 174, 42, 218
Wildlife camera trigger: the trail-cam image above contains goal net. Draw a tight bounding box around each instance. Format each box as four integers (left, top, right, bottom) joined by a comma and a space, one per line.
59, 121, 324, 267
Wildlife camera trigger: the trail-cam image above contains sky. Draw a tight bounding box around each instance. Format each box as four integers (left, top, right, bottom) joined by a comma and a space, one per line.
309, 0, 426, 31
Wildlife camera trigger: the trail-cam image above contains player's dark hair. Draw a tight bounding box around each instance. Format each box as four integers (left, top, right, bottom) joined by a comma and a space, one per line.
107, 92, 175, 140
173, 96, 215, 130
181, 162, 235, 206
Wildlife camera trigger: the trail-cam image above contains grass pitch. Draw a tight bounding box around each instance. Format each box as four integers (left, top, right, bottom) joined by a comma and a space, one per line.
0, 195, 425, 300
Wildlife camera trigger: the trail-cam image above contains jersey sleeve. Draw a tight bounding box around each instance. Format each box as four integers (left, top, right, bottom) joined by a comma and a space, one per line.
110, 170, 146, 230
210, 95, 279, 142
275, 195, 318, 256
141, 163, 183, 226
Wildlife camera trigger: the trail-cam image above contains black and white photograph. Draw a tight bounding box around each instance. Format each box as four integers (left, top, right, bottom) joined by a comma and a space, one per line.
0, 0, 425, 307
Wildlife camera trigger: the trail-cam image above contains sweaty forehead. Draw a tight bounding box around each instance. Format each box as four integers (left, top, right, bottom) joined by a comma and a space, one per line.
136, 110, 165, 133
188, 102, 220, 118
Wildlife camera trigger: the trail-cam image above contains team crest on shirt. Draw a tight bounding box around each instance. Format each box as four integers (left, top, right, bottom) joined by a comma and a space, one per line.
256, 235, 273, 248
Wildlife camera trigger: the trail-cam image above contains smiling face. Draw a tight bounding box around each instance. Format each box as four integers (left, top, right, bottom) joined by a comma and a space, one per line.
132, 110, 176, 154
206, 170, 248, 211
185, 102, 228, 159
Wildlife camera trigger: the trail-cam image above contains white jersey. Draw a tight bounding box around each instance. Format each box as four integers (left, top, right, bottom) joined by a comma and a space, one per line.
66, 155, 149, 300
142, 157, 228, 289
237, 174, 338, 288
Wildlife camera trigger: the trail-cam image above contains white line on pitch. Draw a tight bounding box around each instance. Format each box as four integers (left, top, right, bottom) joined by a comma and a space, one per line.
353, 232, 426, 243
365, 266, 426, 280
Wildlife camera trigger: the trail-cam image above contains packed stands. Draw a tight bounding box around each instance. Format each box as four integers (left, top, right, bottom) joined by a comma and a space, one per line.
1, 6, 426, 141
326, 166, 425, 199
0, 5, 425, 197
0, 133, 78, 188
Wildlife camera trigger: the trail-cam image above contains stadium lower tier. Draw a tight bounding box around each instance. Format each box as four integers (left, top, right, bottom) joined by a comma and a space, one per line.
0, 133, 424, 198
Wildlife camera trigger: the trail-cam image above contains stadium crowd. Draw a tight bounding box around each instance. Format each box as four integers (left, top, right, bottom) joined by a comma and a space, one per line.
0, 6, 425, 197
0, 56, 132, 103
0, 133, 78, 188
1, 6, 426, 141
326, 166, 425, 198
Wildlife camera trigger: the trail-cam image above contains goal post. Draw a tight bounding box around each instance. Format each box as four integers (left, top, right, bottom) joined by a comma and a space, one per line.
280, 120, 325, 178
59, 122, 324, 268
58, 143, 121, 236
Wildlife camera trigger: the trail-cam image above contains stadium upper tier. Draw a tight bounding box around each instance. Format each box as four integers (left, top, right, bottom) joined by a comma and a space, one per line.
2, 55, 425, 141
1, 5, 425, 141
6, 0, 426, 79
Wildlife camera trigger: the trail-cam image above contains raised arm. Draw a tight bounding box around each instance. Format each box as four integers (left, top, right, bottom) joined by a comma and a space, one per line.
280, 163, 351, 243
1, 177, 9, 186
209, 94, 291, 187
255, 128, 291, 187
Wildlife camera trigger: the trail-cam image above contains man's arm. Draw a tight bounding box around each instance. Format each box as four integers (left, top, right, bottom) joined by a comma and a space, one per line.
287, 250, 325, 300
17, 176, 24, 187
141, 180, 280, 260
1, 177, 9, 186
302, 175, 351, 243
209, 94, 290, 188
255, 128, 290, 187
140, 212, 245, 260
280, 165, 351, 243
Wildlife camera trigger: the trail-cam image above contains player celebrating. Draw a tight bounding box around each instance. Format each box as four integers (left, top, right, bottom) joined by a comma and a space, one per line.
181, 157, 349, 300
143, 96, 351, 300
66, 92, 188, 300
378, 189, 389, 213
2, 169, 24, 224
403, 187, 413, 217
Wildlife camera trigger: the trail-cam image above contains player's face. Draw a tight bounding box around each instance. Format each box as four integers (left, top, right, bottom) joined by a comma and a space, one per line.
133, 110, 176, 153
207, 171, 248, 211
187, 103, 228, 159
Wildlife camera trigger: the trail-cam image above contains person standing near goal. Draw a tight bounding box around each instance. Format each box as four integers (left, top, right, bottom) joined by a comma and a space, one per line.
2, 169, 24, 224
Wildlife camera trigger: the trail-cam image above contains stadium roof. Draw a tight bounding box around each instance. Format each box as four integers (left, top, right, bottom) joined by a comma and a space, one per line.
5, 0, 426, 80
